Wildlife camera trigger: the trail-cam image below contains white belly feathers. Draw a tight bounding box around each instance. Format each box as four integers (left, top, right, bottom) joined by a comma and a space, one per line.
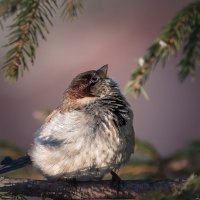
30, 110, 127, 180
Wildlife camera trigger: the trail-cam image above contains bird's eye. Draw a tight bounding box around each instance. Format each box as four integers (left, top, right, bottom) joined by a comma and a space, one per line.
90, 76, 99, 86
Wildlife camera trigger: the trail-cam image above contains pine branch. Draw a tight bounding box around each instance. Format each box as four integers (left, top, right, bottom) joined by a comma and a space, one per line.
126, 0, 200, 97
178, 25, 200, 81
0, 176, 186, 199
2, 0, 57, 80
61, 0, 84, 20
1, 0, 84, 80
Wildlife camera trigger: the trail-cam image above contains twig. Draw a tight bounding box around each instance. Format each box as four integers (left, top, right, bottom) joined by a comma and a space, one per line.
0, 176, 186, 199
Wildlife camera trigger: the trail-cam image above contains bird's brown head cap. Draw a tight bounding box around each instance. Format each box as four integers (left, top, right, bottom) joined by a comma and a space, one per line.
65, 65, 109, 99
62, 64, 119, 110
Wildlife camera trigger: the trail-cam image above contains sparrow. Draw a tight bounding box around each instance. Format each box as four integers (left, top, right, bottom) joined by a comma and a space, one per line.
0, 65, 135, 181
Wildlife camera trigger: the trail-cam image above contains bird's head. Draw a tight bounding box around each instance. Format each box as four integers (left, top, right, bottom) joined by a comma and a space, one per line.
63, 65, 120, 108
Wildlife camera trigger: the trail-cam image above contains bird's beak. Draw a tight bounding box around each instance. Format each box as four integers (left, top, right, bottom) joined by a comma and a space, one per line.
97, 64, 108, 79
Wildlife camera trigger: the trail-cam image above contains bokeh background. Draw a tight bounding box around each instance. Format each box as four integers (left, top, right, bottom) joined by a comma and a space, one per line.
0, 0, 199, 164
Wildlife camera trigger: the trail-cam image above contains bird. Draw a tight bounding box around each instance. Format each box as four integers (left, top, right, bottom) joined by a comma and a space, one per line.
0, 65, 135, 181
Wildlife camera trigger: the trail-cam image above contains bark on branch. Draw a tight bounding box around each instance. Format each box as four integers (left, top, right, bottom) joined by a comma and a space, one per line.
0, 176, 186, 199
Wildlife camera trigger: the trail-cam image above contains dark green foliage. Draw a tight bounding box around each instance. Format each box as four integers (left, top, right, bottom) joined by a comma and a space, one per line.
1, 0, 57, 80
179, 25, 200, 81
0, 0, 84, 80
126, 0, 200, 97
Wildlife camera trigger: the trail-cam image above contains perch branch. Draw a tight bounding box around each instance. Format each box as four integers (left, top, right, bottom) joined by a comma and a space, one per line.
0, 176, 186, 199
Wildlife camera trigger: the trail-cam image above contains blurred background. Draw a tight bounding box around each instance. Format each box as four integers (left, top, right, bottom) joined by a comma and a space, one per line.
0, 0, 200, 179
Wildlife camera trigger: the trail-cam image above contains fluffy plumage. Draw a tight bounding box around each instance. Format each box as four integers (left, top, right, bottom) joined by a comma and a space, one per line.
30, 65, 135, 180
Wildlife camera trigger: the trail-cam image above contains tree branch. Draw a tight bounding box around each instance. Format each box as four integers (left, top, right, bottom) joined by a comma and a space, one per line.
126, 1, 200, 98
0, 176, 186, 199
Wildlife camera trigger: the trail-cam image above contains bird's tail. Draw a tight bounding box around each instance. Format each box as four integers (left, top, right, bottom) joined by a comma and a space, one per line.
0, 155, 31, 174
